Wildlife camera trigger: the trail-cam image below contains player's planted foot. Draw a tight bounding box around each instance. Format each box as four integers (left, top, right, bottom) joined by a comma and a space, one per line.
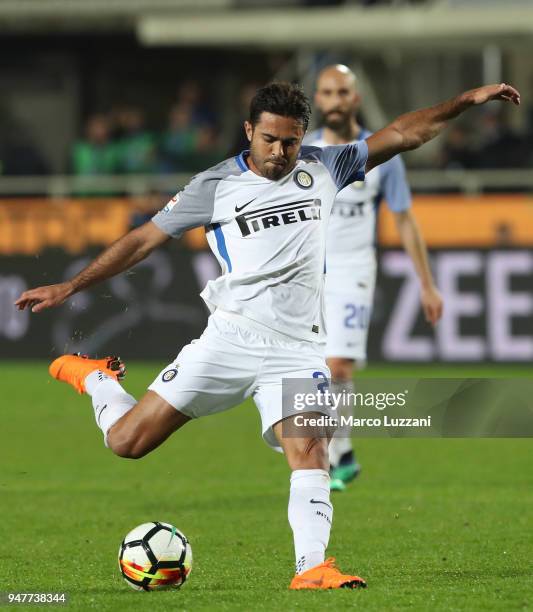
289, 557, 366, 590
331, 461, 361, 484
329, 478, 346, 492
331, 450, 361, 486
49, 353, 126, 394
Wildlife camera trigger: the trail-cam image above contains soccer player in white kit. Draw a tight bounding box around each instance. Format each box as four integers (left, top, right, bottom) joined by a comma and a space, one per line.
306, 65, 444, 491
16, 81, 520, 590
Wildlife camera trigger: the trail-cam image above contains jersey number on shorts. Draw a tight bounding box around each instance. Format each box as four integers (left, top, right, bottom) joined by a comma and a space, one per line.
344, 304, 370, 330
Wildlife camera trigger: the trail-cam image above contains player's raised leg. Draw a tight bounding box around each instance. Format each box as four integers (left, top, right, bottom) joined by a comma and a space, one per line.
273, 416, 366, 590
49, 353, 189, 458
105, 391, 190, 459
49, 313, 259, 459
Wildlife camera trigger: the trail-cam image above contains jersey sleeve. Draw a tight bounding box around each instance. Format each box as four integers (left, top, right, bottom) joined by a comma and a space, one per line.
151, 171, 219, 239
381, 154, 411, 212
307, 142, 368, 191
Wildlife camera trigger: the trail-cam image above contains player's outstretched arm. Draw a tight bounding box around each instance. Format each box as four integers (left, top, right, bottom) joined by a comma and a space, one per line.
394, 210, 443, 326
365, 83, 520, 171
15, 221, 170, 313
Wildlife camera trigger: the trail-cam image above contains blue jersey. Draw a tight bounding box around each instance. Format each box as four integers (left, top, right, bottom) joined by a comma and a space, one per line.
305, 128, 411, 274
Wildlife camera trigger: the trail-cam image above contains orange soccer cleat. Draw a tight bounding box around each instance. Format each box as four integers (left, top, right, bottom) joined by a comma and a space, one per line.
49, 353, 126, 394
289, 557, 367, 590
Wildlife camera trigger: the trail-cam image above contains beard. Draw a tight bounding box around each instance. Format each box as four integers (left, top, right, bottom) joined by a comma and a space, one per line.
262, 159, 288, 180
249, 148, 290, 180
322, 109, 352, 131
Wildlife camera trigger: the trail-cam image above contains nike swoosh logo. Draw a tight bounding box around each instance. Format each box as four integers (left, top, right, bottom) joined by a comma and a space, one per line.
310, 499, 333, 510
235, 198, 256, 212
96, 404, 108, 426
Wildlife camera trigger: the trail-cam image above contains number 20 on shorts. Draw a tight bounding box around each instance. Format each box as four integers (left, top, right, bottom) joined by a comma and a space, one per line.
343, 303, 370, 330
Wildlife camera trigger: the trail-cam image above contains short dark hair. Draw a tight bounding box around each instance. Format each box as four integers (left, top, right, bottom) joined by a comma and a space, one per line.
249, 82, 311, 131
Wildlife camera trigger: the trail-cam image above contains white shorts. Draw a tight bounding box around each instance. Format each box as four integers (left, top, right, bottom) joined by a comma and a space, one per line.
324, 267, 376, 361
148, 310, 331, 452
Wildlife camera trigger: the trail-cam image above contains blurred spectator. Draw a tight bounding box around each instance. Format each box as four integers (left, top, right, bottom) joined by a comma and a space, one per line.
114, 106, 157, 174
159, 87, 224, 173
0, 104, 49, 177
439, 125, 476, 170
230, 82, 262, 155
475, 111, 527, 169
439, 112, 530, 170
0, 123, 49, 176
176, 80, 217, 129
192, 123, 225, 169
158, 103, 200, 172
72, 114, 118, 176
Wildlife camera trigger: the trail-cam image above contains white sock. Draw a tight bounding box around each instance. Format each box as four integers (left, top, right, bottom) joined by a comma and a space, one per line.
85, 370, 136, 446
288, 469, 332, 574
329, 379, 355, 468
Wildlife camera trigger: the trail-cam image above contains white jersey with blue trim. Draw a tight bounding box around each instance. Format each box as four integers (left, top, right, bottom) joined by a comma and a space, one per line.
305, 129, 411, 275
151, 143, 368, 342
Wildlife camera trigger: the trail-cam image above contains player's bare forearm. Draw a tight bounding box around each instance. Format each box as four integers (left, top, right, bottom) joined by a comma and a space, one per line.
15, 221, 170, 313
366, 83, 520, 170
395, 210, 434, 288
69, 223, 167, 292
394, 210, 443, 325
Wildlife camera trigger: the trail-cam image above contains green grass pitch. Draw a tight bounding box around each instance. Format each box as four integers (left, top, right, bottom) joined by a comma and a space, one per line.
1, 361, 532, 611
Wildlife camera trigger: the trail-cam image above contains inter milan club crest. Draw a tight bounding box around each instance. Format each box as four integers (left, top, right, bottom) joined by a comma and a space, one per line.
162, 368, 178, 382
294, 170, 313, 190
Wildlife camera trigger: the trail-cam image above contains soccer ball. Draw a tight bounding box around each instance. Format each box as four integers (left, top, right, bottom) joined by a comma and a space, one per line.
118, 521, 192, 591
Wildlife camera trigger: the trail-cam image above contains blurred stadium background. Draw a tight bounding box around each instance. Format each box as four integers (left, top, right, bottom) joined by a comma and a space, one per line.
1, 0, 532, 365
2, 3, 532, 608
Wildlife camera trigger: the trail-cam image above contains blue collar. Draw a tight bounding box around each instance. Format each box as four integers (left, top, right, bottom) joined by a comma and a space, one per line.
235, 150, 249, 172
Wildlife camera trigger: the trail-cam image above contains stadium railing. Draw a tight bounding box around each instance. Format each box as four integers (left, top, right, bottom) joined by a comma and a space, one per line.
0, 170, 532, 197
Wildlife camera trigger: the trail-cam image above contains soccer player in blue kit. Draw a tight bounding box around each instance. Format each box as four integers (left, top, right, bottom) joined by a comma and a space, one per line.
306, 65, 444, 491
16, 81, 520, 590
